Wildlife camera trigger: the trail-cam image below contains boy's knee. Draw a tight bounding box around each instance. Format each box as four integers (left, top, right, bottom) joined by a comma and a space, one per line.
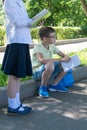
46, 62, 54, 73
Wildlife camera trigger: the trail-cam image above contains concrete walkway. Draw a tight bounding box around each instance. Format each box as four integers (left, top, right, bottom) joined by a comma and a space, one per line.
57, 41, 87, 53
0, 78, 87, 130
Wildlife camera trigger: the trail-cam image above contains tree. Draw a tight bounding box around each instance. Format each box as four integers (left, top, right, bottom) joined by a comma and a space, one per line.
0, 0, 4, 26
80, 0, 87, 16
25, 0, 87, 26
0, 0, 87, 26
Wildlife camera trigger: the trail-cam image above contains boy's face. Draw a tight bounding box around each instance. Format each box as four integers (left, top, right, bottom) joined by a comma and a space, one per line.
43, 32, 56, 44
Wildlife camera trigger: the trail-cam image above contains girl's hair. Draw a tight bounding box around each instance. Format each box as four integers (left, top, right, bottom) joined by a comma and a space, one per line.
39, 26, 55, 40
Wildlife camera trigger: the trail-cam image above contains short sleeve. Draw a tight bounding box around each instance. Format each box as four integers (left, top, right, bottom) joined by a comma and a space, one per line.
33, 44, 43, 55
50, 44, 60, 54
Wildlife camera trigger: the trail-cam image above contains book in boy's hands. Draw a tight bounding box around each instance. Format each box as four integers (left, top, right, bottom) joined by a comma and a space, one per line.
61, 55, 81, 72
31, 8, 51, 25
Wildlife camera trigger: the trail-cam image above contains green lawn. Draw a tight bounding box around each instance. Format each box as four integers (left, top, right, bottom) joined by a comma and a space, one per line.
0, 66, 32, 87
69, 48, 87, 66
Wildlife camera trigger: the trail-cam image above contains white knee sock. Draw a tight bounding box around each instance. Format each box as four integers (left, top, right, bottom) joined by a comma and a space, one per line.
8, 98, 18, 109
8, 97, 24, 111
16, 92, 21, 106
16, 92, 26, 108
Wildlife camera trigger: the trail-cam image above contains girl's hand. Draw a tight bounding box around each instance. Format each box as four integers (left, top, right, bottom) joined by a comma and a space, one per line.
38, 19, 46, 26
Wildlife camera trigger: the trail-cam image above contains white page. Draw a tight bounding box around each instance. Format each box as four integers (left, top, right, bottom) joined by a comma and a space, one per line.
61, 55, 81, 72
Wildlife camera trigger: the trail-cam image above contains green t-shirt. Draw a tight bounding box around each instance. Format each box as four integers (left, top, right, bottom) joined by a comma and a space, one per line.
32, 43, 60, 72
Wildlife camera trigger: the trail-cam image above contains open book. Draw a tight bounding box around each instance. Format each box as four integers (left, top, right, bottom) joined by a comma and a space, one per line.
61, 55, 81, 72
31, 8, 51, 25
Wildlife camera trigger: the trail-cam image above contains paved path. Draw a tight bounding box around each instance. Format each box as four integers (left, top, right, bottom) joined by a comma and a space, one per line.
57, 41, 87, 53
0, 78, 87, 130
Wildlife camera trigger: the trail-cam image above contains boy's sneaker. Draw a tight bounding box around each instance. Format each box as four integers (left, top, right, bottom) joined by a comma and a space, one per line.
49, 84, 68, 92
48, 84, 58, 91
38, 86, 49, 98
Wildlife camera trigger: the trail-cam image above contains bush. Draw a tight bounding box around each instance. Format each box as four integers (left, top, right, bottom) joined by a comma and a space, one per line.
55, 27, 81, 39
1, 26, 87, 46
0, 26, 6, 46
0, 65, 33, 87
80, 26, 87, 37
30, 26, 87, 40
30, 27, 40, 40
0, 66, 8, 87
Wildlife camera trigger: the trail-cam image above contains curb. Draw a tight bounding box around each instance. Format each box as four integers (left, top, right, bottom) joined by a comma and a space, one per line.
72, 65, 87, 81
0, 80, 40, 107
0, 65, 87, 107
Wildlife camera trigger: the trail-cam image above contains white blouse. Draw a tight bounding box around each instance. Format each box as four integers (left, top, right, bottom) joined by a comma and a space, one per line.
4, 0, 32, 44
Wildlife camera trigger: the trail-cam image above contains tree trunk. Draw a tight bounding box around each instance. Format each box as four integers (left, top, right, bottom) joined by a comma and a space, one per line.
80, 0, 87, 16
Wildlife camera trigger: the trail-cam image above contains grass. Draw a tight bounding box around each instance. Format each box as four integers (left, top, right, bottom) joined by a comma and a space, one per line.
0, 68, 8, 87
0, 65, 33, 87
69, 48, 87, 66
0, 48, 87, 87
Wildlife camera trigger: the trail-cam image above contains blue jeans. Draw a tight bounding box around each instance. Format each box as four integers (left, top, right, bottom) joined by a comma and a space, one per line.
33, 62, 62, 81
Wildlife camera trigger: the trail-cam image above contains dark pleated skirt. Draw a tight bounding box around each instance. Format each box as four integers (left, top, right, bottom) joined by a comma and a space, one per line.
1, 43, 32, 78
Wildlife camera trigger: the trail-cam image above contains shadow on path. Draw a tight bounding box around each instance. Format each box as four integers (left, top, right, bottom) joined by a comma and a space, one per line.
0, 79, 87, 130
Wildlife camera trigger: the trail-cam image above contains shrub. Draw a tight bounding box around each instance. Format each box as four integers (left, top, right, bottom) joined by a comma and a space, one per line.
30, 26, 87, 41
49, 27, 82, 40
0, 26, 6, 46
1, 26, 87, 46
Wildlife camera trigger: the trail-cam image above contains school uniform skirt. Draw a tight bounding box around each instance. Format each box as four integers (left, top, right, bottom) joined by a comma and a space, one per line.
1, 43, 32, 78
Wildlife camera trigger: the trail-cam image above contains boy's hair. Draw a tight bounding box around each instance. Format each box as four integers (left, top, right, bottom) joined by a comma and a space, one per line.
39, 26, 55, 40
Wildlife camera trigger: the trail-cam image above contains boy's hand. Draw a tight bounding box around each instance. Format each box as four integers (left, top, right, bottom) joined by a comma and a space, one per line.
61, 55, 71, 62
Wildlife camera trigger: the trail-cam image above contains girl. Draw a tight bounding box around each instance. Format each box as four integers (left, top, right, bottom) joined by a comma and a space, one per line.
1, 0, 33, 115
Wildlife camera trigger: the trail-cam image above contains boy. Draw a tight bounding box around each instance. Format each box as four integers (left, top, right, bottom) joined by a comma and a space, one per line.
32, 27, 71, 98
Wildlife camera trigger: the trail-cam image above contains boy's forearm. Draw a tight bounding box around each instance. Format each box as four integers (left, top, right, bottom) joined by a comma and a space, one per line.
40, 58, 61, 64
57, 51, 71, 62
39, 58, 51, 64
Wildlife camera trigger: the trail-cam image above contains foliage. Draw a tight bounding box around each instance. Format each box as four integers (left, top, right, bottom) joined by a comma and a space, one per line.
0, 65, 8, 87
0, 26, 87, 46
0, 0, 5, 26
24, 0, 87, 27
1, 0, 87, 26
30, 26, 87, 41
54, 27, 81, 40
0, 26, 6, 46
0, 64, 33, 87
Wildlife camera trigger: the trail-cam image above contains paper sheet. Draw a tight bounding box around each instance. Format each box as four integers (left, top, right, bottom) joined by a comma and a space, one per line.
61, 55, 81, 72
